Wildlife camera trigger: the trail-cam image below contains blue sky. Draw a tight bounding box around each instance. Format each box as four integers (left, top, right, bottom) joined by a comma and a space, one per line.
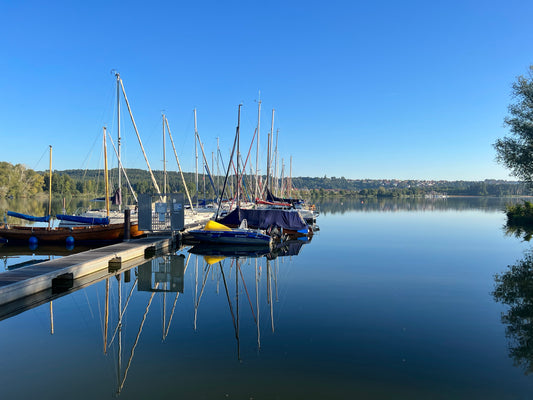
1, 0, 532, 181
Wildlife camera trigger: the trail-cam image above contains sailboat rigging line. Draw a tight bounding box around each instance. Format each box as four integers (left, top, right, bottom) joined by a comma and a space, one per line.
118, 283, 159, 394
165, 117, 194, 210
203, 164, 217, 200
108, 279, 139, 347
215, 124, 239, 220
243, 128, 257, 182
229, 158, 251, 203
118, 78, 162, 199
238, 263, 257, 323
106, 132, 138, 203
217, 147, 226, 177
32, 146, 49, 171
219, 263, 237, 333
195, 128, 219, 199
164, 291, 180, 340
83, 287, 95, 320
162, 254, 191, 339
195, 264, 212, 309
240, 154, 255, 202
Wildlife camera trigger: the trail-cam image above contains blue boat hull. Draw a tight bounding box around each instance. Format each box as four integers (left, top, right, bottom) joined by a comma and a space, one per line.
188, 229, 272, 246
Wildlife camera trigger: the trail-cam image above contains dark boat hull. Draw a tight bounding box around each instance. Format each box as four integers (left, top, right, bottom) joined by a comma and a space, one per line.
0, 223, 144, 244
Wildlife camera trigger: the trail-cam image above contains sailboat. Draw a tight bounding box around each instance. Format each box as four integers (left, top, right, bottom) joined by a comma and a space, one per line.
188, 106, 272, 247
0, 137, 143, 245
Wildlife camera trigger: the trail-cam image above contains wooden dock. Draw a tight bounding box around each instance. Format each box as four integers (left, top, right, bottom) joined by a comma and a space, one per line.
0, 235, 176, 307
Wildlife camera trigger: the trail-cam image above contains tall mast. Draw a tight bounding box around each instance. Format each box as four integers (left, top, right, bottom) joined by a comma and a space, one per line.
280, 158, 285, 196
267, 109, 275, 192
290, 155, 293, 198
48, 145, 52, 222
255, 93, 261, 199
237, 104, 242, 207
216, 137, 220, 200
116, 72, 122, 211
162, 114, 167, 196
274, 128, 279, 195
194, 109, 198, 208
104, 127, 110, 217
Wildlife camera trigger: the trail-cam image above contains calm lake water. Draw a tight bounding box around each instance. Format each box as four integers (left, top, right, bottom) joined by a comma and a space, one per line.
1, 197, 533, 399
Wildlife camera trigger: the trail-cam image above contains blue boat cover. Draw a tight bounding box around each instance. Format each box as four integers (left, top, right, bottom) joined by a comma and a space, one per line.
265, 189, 304, 205
217, 207, 308, 231
7, 211, 50, 222
56, 214, 110, 225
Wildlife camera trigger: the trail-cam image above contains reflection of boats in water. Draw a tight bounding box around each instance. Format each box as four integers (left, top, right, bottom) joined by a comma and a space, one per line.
186, 236, 309, 359
0, 243, 99, 270
188, 236, 310, 261
0, 233, 309, 392
189, 243, 272, 258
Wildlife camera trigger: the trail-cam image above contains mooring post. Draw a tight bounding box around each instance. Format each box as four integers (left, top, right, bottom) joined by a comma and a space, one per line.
124, 208, 131, 241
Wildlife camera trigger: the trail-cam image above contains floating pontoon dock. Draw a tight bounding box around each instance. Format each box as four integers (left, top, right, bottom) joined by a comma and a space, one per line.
0, 235, 175, 307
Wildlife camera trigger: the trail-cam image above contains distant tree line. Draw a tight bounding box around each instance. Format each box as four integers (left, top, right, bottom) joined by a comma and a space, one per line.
0, 162, 531, 198
0, 162, 44, 198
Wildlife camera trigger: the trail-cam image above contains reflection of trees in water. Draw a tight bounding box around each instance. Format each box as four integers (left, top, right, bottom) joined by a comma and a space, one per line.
493, 250, 533, 374
0, 197, 106, 223
504, 224, 533, 242
316, 197, 529, 215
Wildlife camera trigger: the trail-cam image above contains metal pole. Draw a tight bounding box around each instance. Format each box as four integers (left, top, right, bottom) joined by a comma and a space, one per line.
163, 114, 167, 197
48, 145, 52, 220
255, 94, 261, 199
194, 109, 198, 208
290, 155, 293, 198
104, 127, 110, 217
267, 109, 274, 192
274, 128, 279, 195
116, 72, 122, 212
237, 104, 241, 207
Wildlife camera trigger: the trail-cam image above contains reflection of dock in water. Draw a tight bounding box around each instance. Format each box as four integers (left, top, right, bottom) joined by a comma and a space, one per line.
109, 254, 190, 395
0, 235, 310, 395
0, 236, 175, 309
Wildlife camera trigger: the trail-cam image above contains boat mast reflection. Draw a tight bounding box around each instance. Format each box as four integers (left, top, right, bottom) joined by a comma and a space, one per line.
0, 237, 310, 395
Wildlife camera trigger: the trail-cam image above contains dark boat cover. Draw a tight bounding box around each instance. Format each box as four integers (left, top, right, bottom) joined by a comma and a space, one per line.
7, 211, 50, 222
265, 189, 304, 205
56, 214, 110, 225
91, 188, 122, 205
217, 207, 308, 231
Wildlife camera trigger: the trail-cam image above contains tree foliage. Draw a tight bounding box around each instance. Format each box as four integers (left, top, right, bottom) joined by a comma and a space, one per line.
0, 162, 44, 197
495, 66, 533, 183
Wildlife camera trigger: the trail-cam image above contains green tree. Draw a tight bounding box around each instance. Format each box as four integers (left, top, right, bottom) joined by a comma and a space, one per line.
494, 66, 533, 183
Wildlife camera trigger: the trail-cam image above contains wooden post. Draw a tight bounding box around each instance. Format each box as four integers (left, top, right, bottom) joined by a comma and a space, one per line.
124, 208, 131, 241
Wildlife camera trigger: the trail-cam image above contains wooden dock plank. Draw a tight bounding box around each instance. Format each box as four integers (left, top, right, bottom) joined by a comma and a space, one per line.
0, 236, 175, 305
